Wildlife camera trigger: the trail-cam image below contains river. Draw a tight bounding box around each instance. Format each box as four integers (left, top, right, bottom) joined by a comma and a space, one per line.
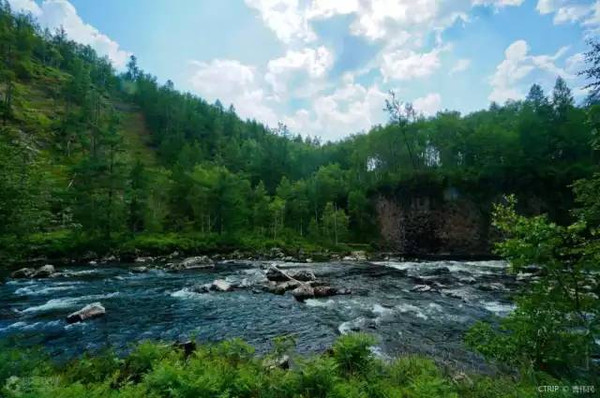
0, 259, 518, 371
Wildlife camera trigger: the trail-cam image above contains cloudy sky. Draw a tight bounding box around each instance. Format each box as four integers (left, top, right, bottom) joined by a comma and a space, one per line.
7, 0, 598, 141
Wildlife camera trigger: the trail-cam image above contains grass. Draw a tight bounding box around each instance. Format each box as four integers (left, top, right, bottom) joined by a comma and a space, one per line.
0, 334, 559, 398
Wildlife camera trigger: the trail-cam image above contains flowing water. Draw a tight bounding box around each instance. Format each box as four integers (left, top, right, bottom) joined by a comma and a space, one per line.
0, 260, 518, 370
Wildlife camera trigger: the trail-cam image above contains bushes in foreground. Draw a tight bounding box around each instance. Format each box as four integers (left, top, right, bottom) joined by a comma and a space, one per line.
1, 334, 554, 397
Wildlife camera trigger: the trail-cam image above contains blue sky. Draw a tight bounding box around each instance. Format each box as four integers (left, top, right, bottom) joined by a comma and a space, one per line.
8, 0, 599, 141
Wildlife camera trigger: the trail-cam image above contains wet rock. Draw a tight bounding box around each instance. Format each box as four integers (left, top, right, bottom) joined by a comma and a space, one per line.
291, 285, 315, 302
191, 284, 211, 293
132, 266, 149, 273
10, 268, 35, 279
89, 260, 98, 266
264, 281, 300, 295
282, 256, 297, 262
33, 264, 56, 278
305, 258, 313, 263
175, 340, 196, 358
289, 270, 316, 282
135, 256, 154, 263
211, 279, 233, 292
269, 247, 285, 259
315, 286, 350, 297
66, 303, 106, 324
181, 256, 213, 268
263, 355, 290, 370
266, 266, 291, 282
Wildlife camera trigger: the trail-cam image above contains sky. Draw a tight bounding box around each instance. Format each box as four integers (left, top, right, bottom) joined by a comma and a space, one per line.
6, 0, 599, 141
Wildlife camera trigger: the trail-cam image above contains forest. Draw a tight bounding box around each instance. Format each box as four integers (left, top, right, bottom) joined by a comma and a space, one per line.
0, 1, 597, 262
0, 1, 599, 396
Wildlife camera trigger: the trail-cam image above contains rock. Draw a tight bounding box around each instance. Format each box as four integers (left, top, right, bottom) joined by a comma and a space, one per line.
134, 256, 154, 263
191, 284, 211, 293
181, 256, 213, 268
211, 279, 233, 292
175, 340, 196, 358
66, 303, 106, 324
33, 264, 56, 278
305, 258, 313, 263
10, 268, 35, 279
263, 355, 290, 370
266, 266, 291, 282
89, 260, 98, 266
291, 285, 315, 302
269, 247, 285, 259
264, 281, 300, 295
282, 256, 297, 262
313, 286, 338, 298
132, 266, 149, 273
289, 270, 316, 282
351, 251, 367, 261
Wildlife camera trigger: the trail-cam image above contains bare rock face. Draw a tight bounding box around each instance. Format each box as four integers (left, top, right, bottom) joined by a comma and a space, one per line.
11, 268, 35, 279
66, 303, 106, 324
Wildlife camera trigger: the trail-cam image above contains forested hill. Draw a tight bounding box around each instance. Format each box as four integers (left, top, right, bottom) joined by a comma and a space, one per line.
0, 2, 597, 261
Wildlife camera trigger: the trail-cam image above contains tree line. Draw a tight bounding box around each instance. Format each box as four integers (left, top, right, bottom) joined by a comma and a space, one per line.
0, 0, 597, 259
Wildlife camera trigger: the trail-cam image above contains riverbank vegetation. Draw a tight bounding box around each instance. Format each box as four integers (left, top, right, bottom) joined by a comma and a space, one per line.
1, 1, 598, 262
1, 334, 554, 398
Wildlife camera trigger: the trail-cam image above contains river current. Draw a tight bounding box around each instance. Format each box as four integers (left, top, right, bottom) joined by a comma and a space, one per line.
0, 260, 517, 371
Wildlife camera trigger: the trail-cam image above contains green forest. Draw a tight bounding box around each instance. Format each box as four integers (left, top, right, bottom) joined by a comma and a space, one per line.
1, 1, 597, 261
1, 1, 599, 396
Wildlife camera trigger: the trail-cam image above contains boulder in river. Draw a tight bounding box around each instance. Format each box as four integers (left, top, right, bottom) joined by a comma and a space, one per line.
66, 303, 106, 324
266, 266, 291, 282
132, 266, 149, 273
211, 279, 233, 292
180, 256, 213, 269
291, 285, 315, 302
33, 264, 56, 278
264, 281, 300, 295
10, 268, 35, 279
289, 270, 316, 282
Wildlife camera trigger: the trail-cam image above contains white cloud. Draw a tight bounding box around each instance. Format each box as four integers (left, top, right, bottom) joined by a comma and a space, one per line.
536, 0, 600, 29
188, 59, 278, 126
413, 93, 442, 116
282, 76, 387, 141
489, 40, 573, 103
381, 48, 443, 82
266, 46, 334, 98
8, 0, 130, 68
7, 0, 41, 15
450, 58, 471, 74
472, 0, 525, 8
243, 0, 315, 43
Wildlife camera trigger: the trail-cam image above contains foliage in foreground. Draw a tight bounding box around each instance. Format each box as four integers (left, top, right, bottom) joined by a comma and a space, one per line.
0, 334, 550, 398
466, 132, 600, 382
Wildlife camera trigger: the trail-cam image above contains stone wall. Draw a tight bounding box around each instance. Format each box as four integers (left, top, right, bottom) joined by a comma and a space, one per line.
375, 191, 490, 256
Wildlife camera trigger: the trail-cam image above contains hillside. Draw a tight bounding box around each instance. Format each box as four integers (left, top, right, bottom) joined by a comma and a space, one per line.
0, 3, 597, 262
